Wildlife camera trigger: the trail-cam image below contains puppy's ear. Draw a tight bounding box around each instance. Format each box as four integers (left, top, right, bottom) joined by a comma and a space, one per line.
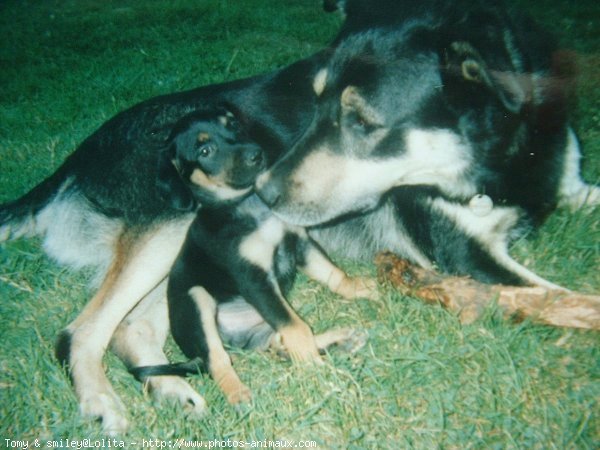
156, 144, 196, 211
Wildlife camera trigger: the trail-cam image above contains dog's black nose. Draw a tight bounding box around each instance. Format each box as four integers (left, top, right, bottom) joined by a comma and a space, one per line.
243, 146, 264, 167
256, 171, 281, 208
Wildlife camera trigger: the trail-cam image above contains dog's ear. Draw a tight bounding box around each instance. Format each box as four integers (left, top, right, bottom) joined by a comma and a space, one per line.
443, 41, 528, 114
156, 144, 196, 211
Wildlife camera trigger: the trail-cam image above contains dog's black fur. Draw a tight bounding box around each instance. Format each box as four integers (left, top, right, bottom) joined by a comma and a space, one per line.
0, 0, 597, 433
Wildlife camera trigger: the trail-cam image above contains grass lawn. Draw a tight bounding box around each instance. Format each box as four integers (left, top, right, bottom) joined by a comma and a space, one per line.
0, 0, 598, 447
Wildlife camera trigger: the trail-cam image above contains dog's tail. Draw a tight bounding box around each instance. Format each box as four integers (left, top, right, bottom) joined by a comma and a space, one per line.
0, 166, 71, 242
128, 358, 205, 381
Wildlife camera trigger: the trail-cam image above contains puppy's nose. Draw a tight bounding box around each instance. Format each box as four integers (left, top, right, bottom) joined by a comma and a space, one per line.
243, 146, 264, 167
256, 171, 281, 208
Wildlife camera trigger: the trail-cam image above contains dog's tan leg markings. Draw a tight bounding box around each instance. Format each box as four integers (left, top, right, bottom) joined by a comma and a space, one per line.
69, 232, 135, 329
63, 219, 191, 435
300, 243, 378, 300
111, 282, 207, 417
189, 287, 251, 404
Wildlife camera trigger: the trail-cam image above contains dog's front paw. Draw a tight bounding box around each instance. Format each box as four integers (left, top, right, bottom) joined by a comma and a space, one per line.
147, 375, 207, 418
79, 390, 129, 436
560, 184, 600, 210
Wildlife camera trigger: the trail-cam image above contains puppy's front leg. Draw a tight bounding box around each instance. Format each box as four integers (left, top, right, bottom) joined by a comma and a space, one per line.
298, 238, 378, 300
238, 220, 321, 363
235, 268, 320, 363
187, 287, 251, 404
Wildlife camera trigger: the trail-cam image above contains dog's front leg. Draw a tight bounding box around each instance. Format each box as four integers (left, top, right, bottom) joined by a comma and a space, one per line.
56, 222, 187, 435
557, 128, 600, 210
298, 238, 378, 300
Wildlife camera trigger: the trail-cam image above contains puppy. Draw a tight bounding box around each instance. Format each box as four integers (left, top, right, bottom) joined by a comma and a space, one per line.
134, 108, 375, 404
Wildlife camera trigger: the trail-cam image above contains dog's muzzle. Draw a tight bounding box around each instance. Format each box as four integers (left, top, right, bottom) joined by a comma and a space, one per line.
255, 171, 282, 208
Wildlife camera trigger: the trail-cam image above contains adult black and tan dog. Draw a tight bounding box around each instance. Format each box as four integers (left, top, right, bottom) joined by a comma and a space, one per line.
0, 0, 597, 435
258, 0, 599, 285
134, 109, 372, 406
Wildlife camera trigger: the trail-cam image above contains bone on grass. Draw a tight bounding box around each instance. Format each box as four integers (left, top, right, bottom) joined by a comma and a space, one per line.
375, 252, 600, 330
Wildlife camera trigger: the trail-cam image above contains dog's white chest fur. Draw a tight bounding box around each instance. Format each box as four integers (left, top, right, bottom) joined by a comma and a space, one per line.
239, 216, 286, 272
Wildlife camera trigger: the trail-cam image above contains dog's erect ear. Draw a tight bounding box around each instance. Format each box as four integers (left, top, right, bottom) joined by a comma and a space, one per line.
156, 144, 196, 211
444, 41, 528, 114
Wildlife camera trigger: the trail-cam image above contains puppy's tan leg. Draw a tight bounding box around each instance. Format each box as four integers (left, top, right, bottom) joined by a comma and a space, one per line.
237, 220, 321, 363
277, 318, 321, 364
110, 281, 207, 417
58, 219, 190, 435
300, 240, 378, 300
189, 287, 251, 404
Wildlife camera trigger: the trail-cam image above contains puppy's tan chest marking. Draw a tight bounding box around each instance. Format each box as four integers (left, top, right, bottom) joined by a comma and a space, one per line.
238, 216, 287, 272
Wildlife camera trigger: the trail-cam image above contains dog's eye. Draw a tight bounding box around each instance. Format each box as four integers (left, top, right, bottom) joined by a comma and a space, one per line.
197, 144, 214, 158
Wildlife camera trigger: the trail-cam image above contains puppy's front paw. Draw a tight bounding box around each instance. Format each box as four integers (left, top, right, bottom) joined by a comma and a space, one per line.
278, 322, 322, 365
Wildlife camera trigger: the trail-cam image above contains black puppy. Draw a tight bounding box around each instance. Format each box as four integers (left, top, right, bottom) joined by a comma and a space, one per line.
136, 108, 375, 404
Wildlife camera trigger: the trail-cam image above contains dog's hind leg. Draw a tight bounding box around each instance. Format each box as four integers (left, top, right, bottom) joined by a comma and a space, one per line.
110, 281, 208, 418
56, 219, 190, 435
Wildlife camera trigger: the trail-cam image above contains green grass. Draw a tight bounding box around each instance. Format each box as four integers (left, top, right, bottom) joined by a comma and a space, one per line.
0, 0, 599, 448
